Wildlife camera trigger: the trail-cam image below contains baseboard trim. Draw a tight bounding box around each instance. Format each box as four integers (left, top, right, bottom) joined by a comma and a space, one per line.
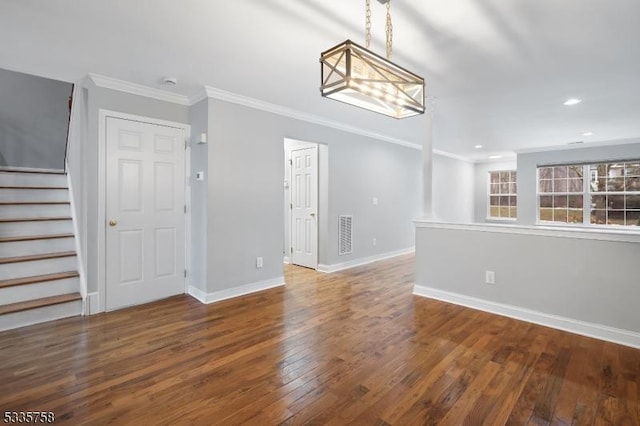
283, 256, 290, 264
318, 247, 415, 273
413, 285, 640, 349
187, 286, 208, 304
86, 292, 100, 315
188, 277, 285, 304
0, 166, 65, 174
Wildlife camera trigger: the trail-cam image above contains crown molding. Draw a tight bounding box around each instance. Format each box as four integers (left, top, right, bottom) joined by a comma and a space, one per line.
85, 74, 473, 160
199, 86, 424, 151
199, 87, 473, 160
87, 73, 190, 106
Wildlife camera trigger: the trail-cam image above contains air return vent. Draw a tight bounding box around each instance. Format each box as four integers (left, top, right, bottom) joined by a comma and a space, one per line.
338, 215, 353, 256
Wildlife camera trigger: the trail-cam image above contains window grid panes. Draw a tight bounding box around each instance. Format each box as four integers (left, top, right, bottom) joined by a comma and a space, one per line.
488, 170, 517, 219
538, 166, 584, 224
538, 161, 640, 227
589, 161, 640, 226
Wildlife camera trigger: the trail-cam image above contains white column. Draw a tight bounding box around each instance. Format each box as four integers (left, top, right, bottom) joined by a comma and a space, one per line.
421, 111, 433, 219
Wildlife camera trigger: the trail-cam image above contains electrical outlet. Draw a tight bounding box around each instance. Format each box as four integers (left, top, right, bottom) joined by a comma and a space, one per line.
372, 238, 377, 246
256, 257, 263, 268
485, 270, 495, 285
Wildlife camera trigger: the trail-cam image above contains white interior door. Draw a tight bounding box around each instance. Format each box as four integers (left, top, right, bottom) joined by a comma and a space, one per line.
105, 117, 186, 311
290, 146, 318, 268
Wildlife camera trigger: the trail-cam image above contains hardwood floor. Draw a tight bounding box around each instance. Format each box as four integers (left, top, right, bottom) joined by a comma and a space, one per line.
1, 254, 639, 425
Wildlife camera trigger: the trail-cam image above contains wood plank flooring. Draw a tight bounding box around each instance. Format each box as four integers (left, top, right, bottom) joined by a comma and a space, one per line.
0, 254, 638, 425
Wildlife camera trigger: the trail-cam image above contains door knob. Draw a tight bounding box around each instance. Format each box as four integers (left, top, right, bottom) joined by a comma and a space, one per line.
310, 213, 316, 217
109, 219, 118, 227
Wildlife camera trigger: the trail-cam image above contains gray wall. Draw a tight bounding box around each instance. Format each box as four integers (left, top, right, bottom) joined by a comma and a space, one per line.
0, 68, 72, 170
517, 140, 640, 225
188, 99, 209, 292
432, 153, 474, 223
207, 99, 421, 293
474, 159, 518, 223
415, 225, 640, 334
85, 85, 190, 294
81, 86, 422, 301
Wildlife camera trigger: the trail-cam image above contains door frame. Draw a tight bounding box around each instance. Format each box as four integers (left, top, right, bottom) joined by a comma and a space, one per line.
97, 109, 191, 313
284, 138, 327, 270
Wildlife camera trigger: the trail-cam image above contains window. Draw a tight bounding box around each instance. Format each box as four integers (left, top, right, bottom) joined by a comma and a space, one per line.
538, 165, 584, 223
590, 161, 640, 226
537, 161, 640, 227
488, 170, 517, 219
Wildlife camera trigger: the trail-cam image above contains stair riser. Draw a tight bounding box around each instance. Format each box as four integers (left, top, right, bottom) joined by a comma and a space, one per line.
0, 256, 78, 280
0, 300, 82, 331
0, 188, 69, 202
0, 277, 80, 305
0, 204, 71, 219
0, 172, 67, 188
0, 220, 73, 237
0, 237, 76, 257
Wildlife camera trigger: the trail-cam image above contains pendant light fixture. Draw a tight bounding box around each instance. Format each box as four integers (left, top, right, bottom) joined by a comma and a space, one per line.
320, 0, 425, 119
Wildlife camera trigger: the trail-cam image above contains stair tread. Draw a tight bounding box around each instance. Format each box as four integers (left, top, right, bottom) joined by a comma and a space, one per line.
0, 271, 79, 289
0, 201, 70, 205
0, 233, 74, 243
0, 292, 81, 315
0, 169, 65, 175
0, 251, 76, 264
0, 186, 68, 189
0, 217, 72, 223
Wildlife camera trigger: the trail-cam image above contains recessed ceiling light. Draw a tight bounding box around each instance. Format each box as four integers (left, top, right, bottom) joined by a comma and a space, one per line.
563, 98, 582, 106
583, 132, 593, 136
488, 155, 502, 159
474, 145, 483, 149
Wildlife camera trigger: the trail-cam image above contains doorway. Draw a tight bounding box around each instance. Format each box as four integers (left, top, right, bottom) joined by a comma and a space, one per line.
284, 138, 324, 270
103, 114, 187, 311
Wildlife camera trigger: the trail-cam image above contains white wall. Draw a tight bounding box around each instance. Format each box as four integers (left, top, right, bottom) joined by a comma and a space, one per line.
432, 153, 474, 223
66, 86, 89, 298
415, 222, 640, 347
473, 159, 518, 223
0, 68, 73, 170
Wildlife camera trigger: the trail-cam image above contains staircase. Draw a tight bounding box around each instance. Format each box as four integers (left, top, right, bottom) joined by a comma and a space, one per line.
0, 170, 83, 331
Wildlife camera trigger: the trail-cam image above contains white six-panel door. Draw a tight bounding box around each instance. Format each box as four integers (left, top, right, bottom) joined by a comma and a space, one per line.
105, 117, 185, 311
290, 146, 318, 269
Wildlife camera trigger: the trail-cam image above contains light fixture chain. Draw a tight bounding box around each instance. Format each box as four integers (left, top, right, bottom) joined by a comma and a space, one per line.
365, 0, 371, 49
386, 1, 393, 59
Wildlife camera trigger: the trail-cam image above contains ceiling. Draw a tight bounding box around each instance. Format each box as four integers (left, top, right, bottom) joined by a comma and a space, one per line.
2, 0, 640, 161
